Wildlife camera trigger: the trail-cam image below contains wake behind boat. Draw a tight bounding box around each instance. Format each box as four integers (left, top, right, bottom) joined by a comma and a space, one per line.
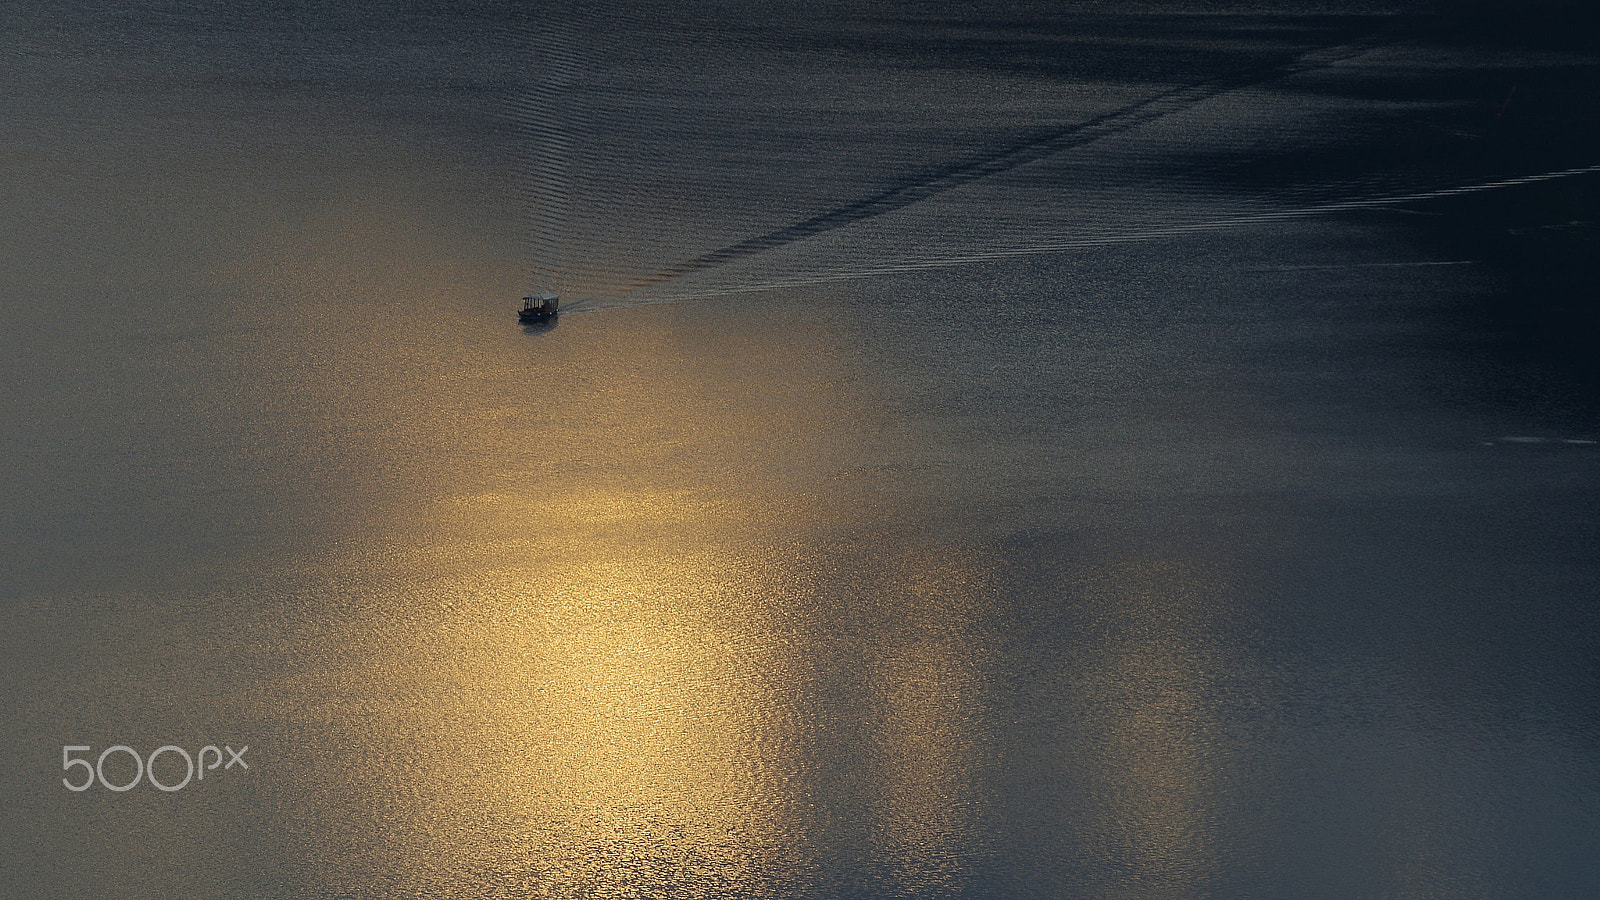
518, 293, 559, 322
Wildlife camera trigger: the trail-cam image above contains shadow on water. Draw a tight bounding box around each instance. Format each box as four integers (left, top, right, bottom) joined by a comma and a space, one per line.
521, 315, 560, 335
1144, 12, 1600, 428
1362, 44, 1600, 424
602, 26, 1390, 298
1420, 175, 1600, 424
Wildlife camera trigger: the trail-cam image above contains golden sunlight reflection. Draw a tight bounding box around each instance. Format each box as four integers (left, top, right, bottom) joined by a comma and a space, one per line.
861, 550, 992, 896
287, 540, 814, 899
1075, 559, 1233, 900
293, 524, 1005, 897
478, 549, 806, 898
213, 173, 997, 896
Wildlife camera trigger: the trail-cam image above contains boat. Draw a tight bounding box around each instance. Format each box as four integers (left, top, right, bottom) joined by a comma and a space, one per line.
518, 293, 559, 322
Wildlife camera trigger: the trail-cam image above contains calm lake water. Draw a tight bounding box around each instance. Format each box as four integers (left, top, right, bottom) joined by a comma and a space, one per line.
3, 2, 1599, 897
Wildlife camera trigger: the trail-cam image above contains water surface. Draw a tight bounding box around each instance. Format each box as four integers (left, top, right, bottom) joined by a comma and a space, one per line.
3, 2, 1599, 897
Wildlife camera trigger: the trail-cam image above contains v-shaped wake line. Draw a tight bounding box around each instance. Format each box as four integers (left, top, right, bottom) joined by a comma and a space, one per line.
582, 32, 1387, 302
504, 4, 585, 297
561, 162, 1600, 313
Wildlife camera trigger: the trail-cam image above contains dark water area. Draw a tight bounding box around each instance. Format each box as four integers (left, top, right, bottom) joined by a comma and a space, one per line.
3, 2, 1599, 898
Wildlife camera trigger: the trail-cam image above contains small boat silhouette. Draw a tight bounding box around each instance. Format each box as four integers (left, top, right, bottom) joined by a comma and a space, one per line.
518, 293, 559, 322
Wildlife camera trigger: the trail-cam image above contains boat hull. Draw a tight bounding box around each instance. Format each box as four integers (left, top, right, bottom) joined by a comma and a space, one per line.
518, 293, 560, 322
